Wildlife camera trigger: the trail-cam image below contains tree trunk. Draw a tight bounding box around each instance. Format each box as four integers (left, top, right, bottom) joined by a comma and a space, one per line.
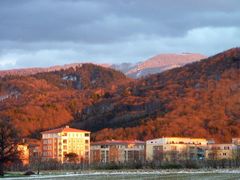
0, 162, 4, 176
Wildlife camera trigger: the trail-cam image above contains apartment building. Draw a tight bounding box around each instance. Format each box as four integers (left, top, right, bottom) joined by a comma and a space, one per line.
232, 138, 240, 145
41, 126, 90, 163
28, 139, 42, 165
146, 137, 208, 162
90, 140, 145, 164
205, 144, 237, 160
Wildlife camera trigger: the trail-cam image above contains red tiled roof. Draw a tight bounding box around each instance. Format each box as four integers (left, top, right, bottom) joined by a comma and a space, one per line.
41, 126, 90, 134
91, 140, 145, 145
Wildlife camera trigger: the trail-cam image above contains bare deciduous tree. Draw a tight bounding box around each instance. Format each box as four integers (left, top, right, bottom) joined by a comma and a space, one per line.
0, 118, 20, 176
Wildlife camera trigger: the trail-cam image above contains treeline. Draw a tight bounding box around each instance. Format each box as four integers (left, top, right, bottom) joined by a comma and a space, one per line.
10, 158, 240, 174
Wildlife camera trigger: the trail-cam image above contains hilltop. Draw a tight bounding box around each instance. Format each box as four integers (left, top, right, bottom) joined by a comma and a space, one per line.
125, 53, 206, 78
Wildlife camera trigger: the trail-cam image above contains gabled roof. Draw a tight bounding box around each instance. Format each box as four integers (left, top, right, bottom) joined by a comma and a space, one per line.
41, 126, 90, 134
91, 140, 145, 146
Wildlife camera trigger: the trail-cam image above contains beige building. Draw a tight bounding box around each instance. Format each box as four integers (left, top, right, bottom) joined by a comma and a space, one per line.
41, 126, 90, 163
205, 144, 237, 160
90, 140, 145, 164
146, 137, 208, 162
232, 138, 240, 145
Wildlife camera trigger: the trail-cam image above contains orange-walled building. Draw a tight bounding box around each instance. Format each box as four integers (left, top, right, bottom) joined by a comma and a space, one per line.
17, 144, 29, 166
28, 139, 42, 164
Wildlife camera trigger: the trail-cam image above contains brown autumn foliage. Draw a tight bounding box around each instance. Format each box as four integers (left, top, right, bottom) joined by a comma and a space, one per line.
77, 48, 240, 143
0, 48, 239, 143
0, 64, 129, 137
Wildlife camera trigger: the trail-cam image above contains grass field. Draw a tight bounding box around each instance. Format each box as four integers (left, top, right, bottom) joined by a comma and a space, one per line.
4, 170, 240, 180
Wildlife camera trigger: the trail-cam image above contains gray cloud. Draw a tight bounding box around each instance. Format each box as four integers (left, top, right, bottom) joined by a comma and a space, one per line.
0, 0, 240, 69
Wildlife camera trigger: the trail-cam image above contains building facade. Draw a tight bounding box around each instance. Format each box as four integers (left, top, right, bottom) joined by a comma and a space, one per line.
28, 139, 42, 165
146, 137, 208, 162
90, 140, 145, 164
205, 144, 237, 160
17, 144, 30, 166
41, 126, 90, 163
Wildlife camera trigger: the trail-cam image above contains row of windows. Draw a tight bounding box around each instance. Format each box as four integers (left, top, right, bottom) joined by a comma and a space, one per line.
61, 133, 90, 137
43, 138, 89, 144
43, 152, 52, 156
211, 146, 231, 150
43, 145, 52, 150
62, 139, 89, 143
43, 139, 52, 144
208, 152, 229, 156
100, 145, 144, 149
43, 132, 90, 138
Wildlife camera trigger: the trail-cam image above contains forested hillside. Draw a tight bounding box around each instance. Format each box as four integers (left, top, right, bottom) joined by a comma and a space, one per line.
0, 64, 129, 137
75, 48, 240, 143
0, 48, 239, 143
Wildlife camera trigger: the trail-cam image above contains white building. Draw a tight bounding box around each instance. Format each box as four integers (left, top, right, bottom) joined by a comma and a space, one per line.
146, 137, 208, 162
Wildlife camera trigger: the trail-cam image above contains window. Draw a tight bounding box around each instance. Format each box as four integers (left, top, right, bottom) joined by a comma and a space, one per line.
224, 146, 230, 150
85, 140, 89, 143
101, 145, 108, 148
63, 139, 67, 143
43, 140, 48, 144
85, 133, 90, 137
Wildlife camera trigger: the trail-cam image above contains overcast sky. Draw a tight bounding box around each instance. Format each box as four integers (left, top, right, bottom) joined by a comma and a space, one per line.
0, 0, 240, 70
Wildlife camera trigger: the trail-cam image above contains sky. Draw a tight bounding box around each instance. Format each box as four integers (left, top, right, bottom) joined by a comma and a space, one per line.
0, 0, 240, 70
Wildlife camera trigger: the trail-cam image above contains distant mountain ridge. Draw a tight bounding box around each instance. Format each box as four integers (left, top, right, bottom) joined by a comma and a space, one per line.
0, 63, 82, 77
124, 53, 207, 78
0, 53, 206, 78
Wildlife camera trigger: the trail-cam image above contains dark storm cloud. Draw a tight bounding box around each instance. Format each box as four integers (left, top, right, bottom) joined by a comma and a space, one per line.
0, 0, 239, 69
1, 0, 239, 42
